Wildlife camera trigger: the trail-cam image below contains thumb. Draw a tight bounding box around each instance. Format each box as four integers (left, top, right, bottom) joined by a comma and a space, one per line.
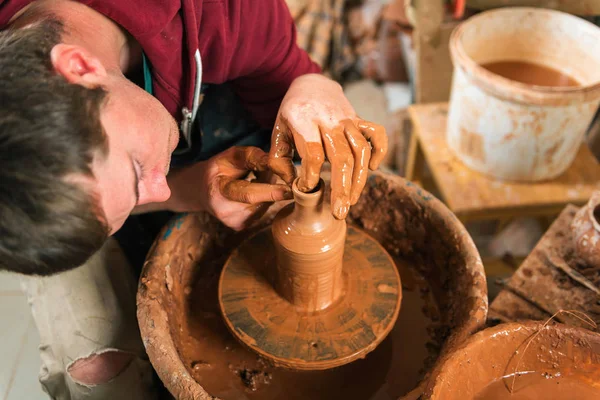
218, 177, 293, 204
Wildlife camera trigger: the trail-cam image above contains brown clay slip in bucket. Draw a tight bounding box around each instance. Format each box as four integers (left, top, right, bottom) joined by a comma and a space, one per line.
423, 321, 600, 400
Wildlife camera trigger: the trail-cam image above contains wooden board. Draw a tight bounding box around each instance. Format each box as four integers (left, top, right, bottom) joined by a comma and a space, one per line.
408, 103, 600, 221
466, 0, 600, 15
414, 22, 458, 104
489, 205, 600, 331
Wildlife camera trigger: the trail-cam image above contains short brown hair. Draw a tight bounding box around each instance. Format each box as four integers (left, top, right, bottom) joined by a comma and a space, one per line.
0, 18, 110, 275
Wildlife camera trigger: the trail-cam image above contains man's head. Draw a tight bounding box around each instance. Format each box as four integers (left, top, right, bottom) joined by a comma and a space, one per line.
1, 2, 179, 275
0, 19, 109, 275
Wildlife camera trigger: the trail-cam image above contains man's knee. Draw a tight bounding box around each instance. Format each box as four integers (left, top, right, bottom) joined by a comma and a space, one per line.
67, 350, 134, 386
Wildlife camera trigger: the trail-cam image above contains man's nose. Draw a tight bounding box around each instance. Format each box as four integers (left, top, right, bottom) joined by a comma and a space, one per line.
137, 170, 171, 206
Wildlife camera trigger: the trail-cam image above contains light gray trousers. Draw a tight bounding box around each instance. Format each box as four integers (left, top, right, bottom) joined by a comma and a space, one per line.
21, 239, 158, 399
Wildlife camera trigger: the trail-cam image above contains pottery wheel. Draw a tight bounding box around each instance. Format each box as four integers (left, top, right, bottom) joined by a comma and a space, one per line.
218, 225, 402, 370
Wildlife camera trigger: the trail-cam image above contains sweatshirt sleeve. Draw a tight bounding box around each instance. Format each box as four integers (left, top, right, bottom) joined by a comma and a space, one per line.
227, 0, 321, 129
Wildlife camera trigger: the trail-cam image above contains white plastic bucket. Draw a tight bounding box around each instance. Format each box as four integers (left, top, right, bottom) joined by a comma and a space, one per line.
448, 7, 600, 181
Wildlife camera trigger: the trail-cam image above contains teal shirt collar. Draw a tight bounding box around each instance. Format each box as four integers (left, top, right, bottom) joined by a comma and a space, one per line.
142, 52, 153, 96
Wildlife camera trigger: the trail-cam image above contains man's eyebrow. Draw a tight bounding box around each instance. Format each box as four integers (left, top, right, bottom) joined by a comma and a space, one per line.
131, 158, 140, 205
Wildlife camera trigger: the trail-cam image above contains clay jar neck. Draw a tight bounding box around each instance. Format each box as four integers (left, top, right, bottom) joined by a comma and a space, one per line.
290, 182, 330, 232
587, 192, 600, 232
271, 179, 346, 312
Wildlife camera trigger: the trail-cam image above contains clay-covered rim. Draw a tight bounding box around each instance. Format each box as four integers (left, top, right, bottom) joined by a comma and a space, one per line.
423, 321, 600, 398
588, 192, 600, 232
292, 177, 325, 207
450, 7, 600, 106
292, 177, 323, 196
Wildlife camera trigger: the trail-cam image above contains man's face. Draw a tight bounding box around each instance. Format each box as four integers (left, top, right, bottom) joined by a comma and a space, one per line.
91, 75, 180, 234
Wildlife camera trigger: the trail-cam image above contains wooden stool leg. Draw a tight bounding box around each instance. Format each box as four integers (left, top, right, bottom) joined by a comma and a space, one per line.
405, 132, 425, 185
536, 215, 555, 231
495, 218, 512, 234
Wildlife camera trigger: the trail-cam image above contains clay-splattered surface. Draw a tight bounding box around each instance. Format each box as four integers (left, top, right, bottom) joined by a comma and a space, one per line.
424, 322, 600, 400
474, 372, 600, 400
137, 172, 487, 400
490, 205, 600, 329
408, 103, 600, 219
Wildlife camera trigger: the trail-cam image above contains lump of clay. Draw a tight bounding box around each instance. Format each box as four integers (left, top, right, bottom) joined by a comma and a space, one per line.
571, 191, 600, 268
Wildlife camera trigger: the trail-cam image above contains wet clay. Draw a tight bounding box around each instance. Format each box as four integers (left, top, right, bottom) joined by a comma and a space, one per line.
474, 371, 600, 400
184, 258, 440, 399
271, 179, 346, 311
218, 179, 402, 370
481, 61, 579, 87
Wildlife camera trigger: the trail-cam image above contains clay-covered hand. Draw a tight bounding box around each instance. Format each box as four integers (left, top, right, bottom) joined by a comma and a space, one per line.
167, 146, 292, 230
268, 74, 387, 220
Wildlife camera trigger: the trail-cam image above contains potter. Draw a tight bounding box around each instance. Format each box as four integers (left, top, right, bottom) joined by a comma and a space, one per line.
0, 1, 387, 398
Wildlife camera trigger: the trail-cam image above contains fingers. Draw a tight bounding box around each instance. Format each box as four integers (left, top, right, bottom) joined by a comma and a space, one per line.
357, 119, 388, 170
296, 139, 324, 193
283, 115, 325, 193
228, 146, 270, 173
253, 169, 276, 185
268, 117, 297, 186
218, 177, 292, 204
343, 120, 371, 205
321, 125, 353, 219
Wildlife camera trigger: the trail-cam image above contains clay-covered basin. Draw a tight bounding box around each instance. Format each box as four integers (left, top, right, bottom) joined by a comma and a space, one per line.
423, 321, 600, 400
137, 172, 487, 399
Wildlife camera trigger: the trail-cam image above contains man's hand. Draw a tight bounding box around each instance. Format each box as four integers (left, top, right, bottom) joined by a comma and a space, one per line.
268, 73, 387, 220
167, 146, 292, 231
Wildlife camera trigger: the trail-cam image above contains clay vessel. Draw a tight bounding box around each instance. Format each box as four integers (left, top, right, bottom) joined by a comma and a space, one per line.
271, 178, 346, 312
571, 191, 600, 268
448, 7, 600, 181
423, 321, 600, 399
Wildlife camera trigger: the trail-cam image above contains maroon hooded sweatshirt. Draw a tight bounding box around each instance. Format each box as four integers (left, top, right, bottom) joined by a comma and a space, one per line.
0, 0, 321, 137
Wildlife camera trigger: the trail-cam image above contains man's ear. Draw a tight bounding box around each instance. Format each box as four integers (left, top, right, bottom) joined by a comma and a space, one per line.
50, 44, 107, 87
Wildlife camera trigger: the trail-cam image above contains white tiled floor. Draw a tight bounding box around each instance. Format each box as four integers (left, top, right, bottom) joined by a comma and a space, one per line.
0, 272, 48, 400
